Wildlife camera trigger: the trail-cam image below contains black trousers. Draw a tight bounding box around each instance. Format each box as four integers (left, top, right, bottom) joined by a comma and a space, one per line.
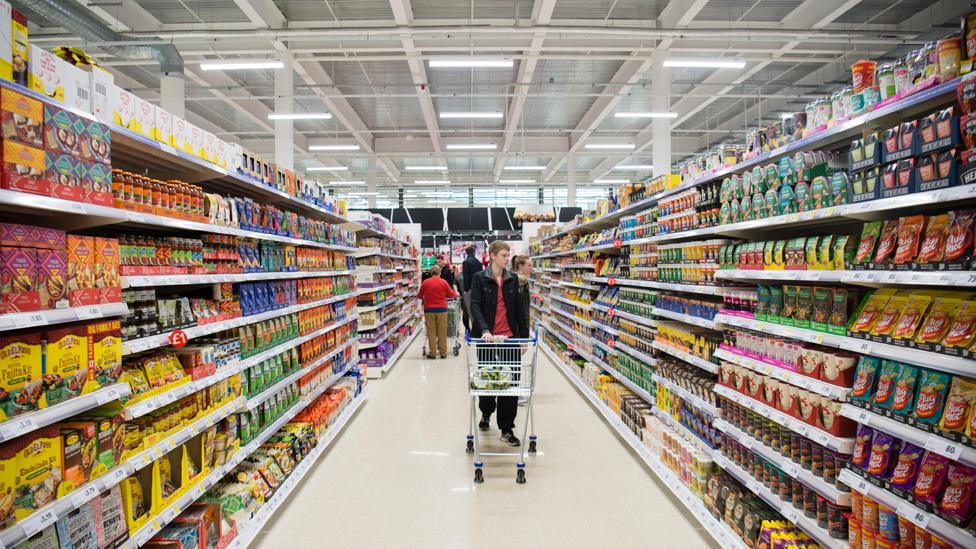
479, 396, 517, 432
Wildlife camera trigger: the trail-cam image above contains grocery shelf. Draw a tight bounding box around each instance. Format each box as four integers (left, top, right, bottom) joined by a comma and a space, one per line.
652, 308, 716, 329
713, 385, 854, 453
838, 469, 976, 549
0, 302, 129, 332
531, 242, 620, 259
591, 319, 619, 336
557, 263, 596, 270
652, 374, 720, 417
359, 312, 419, 349
650, 341, 719, 374
122, 291, 358, 355
356, 267, 399, 274
713, 348, 850, 401
247, 353, 358, 410
590, 336, 618, 356
124, 314, 360, 418
541, 341, 749, 549
559, 280, 601, 291
715, 268, 976, 288
552, 306, 592, 326
357, 283, 396, 294
542, 321, 573, 348
357, 296, 399, 312
550, 294, 592, 309
716, 454, 847, 549
225, 393, 366, 549
123, 270, 353, 287
615, 342, 658, 366
610, 307, 658, 328
0, 383, 131, 442
367, 327, 423, 378
600, 362, 655, 404
588, 276, 723, 295
714, 313, 975, 377
355, 249, 416, 261
839, 404, 976, 466
714, 418, 851, 506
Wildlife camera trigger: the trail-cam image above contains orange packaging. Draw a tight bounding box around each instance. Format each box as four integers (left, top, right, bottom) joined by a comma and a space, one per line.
0, 88, 43, 147
852, 59, 878, 93
894, 215, 926, 264
94, 237, 119, 289
36, 249, 67, 308
1, 140, 48, 196
892, 293, 933, 340
67, 235, 95, 292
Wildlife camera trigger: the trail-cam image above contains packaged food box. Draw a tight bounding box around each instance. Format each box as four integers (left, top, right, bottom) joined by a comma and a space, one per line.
172, 116, 192, 153
11, 9, 27, 85
67, 235, 96, 304
89, 67, 113, 125
59, 421, 97, 489
153, 105, 173, 146
94, 237, 119, 289
203, 131, 217, 163
14, 427, 63, 519
2, 246, 39, 312
45, 151, 85, 203
54, 502, 96, 548
1, 87, 42, 147
91, 484, 126, 548
1, 224, 64, 252
43, 325, 88, 406
84, 162, 112, 207
2, 140, 48, 196
132, 94, 155, 138
0, 1, 10, 82
28, 45, 63, 101
188, 123, 204, 159
61, 61, 91, 115
80, 119, 111, 165
88, 320, 122, 389
111, 86, 135, 130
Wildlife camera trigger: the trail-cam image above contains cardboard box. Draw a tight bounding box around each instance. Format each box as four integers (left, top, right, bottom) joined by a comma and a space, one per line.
1, 245, 39, 312
28, 44, 63, 100
94, 237, 119, 289
15, 428, 62, 519
0, 2, 12, 82
0, 331, 43, 419
0, 222, 65, 249
203, 131, 216, 163
36, 249, 67, 308
91, 485, 127, 549
87, 320, 122, 389
89, 67, 113, 124
67, 234, 95, 292
153, 105, 173, 146
188, 123, 204, 159
59, 421, 97, 487
54, 503, 96, 548
84, 162, 113, 207
43, 103, 82, 156
61, 61, 91, 114
2, 141, 47, 195
213, 139, 227, 168
172, 116, 191, 153
80, 119, 111, 165
132, 94, 155, 138
45, 151, 85, 203
1, 87, 43, 147
112, 85, 135, 130
44, 325, 88, 405
11, 8, 27, 86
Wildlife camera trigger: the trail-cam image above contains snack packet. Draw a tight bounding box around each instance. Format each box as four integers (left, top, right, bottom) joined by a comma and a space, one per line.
943, 301, 976, 350
851, 424, 874, 471
894, 215, 926, 264
832, 235, 855, 270
873, 219, 900, 264
945, 209, 975, 263
851, 289, 898, 334
873, 360, 902, 410
937, 463, 976, 525
917, 214, 951, 264
913, 452, 950, 507
916, 297, 963, 346
854, 222, 883, 265
851, 357, 880, 405
871, 294, 910, 338
891, 363, 920, 419
914, 370, 952, 428
889, 442, 925, 495
939, 377, 976, 436
867, 430, 900, 479
892, 293, 933, 340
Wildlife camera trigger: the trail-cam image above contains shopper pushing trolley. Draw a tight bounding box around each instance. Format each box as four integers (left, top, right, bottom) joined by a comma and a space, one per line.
466, 241, 538, 484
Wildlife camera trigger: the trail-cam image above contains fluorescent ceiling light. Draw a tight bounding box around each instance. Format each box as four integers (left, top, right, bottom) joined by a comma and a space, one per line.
780, 113, 794, 119
307, 166, 348, 171
445, 143, 497, 150
200, 60, 284, 71
404, 166, 448, 171
503, 165, 545, 171
329, 181, 365, 185
268, 112, 332, 120
663, 59, 746, 69
499, 179, 535, 184
439, 112, 503, 119
429, 58, 513, 68
613, 164, 654, 170
584, 143, 635, 150
614, 112, 677, 119
414, 180, 451, 184
309, 144, 360, 151
594, 179, 628, 184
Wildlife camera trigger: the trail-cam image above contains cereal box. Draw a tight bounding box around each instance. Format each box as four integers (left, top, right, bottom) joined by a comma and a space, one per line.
84, 162, 112, 208
1, 88, 42, 147
94, 237, 119, 289
2, 141, 48, 196
45, 152, 85, 203
89, 67, 113, 125
32, 251, 66, 311
111, 86, 135, 129
80, 119, 110, 165
132, 94, 154, 138
67, 235, 95, 293
0, 332, 42, 419
2, 246, 39, 312
153, 105, 173, 146
87, 320, 122, 390
28, 44, 63, 101
14, 427, 62, 520
43, 325, 88, 406
58, 421, 96, 490
0, 1, 11, 82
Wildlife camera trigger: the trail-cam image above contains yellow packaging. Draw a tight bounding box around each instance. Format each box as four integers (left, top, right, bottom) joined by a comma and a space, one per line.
892, 293, 934, 340
850, 288, 898, 334
87, 320, 122, 392
0, 2, 11, 82
11, 7, 26, 86
870, 295, 910, 337
14, 427, 62, 520
119, 463, 155, 531
42, 326, 88, 407
0, 439, 16, 529
0, 332, 43, 421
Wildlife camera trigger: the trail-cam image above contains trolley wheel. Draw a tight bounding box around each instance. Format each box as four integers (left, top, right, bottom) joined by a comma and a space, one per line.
528, 440, 537, 454
516, 469, 526, 484
453, 346, 460, 356
465, 440, 474, 454
474, 469, 484, 484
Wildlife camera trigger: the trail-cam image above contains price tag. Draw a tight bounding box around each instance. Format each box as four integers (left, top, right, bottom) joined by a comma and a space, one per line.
853, 476, 871, 495
747, 480, 763, 494
897, 502, 931, 529
168, 329, 189, 349
70, 483, 102, 508
16, 313, 47, 328
852, 272, 865, 281
884, 272, 899, 283
855, 409, 872, 425
20, 508, 56, 537
133, 528, 153, 546
75, 306, 102, 320
814, 431, 831, 446
784, 463, 800, 478
68, 202, 87, 214
95, 387, 120, 405
924, 434, 963, 460
1, 416, 36, 440
784, 508, 801, 524
814, 333, 825, 344
740, 435, 754, 449
107, 467, 128, 484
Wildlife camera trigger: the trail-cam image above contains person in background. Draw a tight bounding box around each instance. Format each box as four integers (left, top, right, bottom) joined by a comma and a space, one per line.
461, 245, 483, 333
417, 264, 458, 359
511, 254, 534, 406
469, 241, 529, 446
435, 254, 456, 288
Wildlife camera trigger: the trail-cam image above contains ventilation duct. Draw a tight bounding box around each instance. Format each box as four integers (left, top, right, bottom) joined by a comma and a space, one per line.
13, 0, 183, 74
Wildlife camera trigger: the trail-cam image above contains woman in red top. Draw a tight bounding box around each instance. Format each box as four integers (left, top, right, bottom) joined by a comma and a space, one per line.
417, 264, 459, 358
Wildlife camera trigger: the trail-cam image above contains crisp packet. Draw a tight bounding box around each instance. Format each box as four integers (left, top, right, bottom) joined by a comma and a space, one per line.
888, 442, 925, 495
851, 424, 874, 471
913, 452, 950, 507
867, 430, 900, 479
937, 463, 976, 525
914, 370, 952, 428
939, 377, 976, 436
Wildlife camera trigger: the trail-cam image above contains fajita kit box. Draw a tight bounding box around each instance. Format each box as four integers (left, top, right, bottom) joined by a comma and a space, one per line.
45, 151, 85, 203
94, 237, 119, 289
11, 9, 27, 86
0, 222, 64, 250
80, 119, 111, 165
61, 61, 92, 115
67, 234, 95, 295
91, 484, 126, 549
0, 331, 43, 419
0, 1, 11, 82
2, 140, 49, 196
89, 67, 113, 125
84, 162, 113, 207
43, 325, 88, 406
132, 94, 155, 139
153, 105, 173, 146
14, 427, 62, 520
0, 438, 14, 529
172, 116, 192, 154
111, 85, 135, 130
2, 246, 39, 312
54, 502, 97, 549
28, 45, 64, 100
1, 87, 43, 147
87, 320, 122, 390
59, 421, 97, 490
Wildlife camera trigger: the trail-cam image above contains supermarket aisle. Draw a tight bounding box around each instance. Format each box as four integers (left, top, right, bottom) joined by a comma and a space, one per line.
252, 333, 714, 549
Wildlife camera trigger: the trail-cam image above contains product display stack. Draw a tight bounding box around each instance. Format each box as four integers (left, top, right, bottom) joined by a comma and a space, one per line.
529, 19, 976, 549
352, 214, 421, 379
0, 7, 377, 549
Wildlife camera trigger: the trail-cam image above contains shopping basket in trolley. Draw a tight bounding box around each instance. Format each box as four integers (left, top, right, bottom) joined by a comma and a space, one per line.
465, 331, 539, 484
446, 298, 462, 355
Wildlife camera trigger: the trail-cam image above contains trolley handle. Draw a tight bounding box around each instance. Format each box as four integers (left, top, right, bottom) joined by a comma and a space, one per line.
464, 328, 539, 344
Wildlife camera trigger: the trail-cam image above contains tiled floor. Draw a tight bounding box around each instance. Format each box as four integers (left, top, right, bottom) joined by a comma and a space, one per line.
252, 333, 715, 548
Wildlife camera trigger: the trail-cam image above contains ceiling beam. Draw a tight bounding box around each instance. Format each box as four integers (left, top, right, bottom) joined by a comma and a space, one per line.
231, 0, 286, 28
72, 0, 160, 32
491, 0, 558, 179
656, 0, 710, 50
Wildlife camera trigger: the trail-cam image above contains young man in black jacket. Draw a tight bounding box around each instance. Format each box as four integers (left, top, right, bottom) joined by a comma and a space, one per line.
460, 245, 482, 332
468, 240, 530, 446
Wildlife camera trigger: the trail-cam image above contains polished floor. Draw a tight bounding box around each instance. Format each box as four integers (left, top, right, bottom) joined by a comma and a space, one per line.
253, 332, 715, 548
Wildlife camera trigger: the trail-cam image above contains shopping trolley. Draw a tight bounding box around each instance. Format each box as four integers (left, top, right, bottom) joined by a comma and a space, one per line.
464, 331, 539, 484
446, 298, 462, 356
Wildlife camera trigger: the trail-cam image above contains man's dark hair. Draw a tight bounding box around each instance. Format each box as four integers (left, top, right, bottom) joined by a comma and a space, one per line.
465, 245, 475, 255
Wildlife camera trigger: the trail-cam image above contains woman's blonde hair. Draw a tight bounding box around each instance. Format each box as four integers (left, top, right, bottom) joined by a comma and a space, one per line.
488, 240, 510, 256
512, 254, 529, 271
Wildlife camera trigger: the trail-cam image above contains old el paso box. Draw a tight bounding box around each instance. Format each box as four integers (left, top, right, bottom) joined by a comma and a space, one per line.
1, 246, 39, 312
43, 103, 82, 156
45, 152, 84, 203
1, 140, 48, 196
1, 88, 42, 147
85, 162, 112, 207
0, 222, 65, 250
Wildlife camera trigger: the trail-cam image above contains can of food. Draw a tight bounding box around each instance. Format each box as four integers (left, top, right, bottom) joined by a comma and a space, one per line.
817, 494, 829, 528
803, 486, 818, 518
851, 59, 878, 92
822, 448, 837, 483
792, 478, 805, 510
799, 437, 813, 469
811, 444, 824, 476
828, 502, 849, 539
877, 504, 898, 540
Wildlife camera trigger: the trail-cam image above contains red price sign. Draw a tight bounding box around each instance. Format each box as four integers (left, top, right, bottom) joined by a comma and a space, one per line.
607, 277, 617, 286
607, 339, 616, 348
608, 308, 617, 317
567, 344, 574, 351
168, 329, 189, 348
613, 239, 622, 248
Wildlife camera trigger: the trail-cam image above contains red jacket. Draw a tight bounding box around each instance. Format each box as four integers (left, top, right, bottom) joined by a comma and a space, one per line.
418, 275, 459, 311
